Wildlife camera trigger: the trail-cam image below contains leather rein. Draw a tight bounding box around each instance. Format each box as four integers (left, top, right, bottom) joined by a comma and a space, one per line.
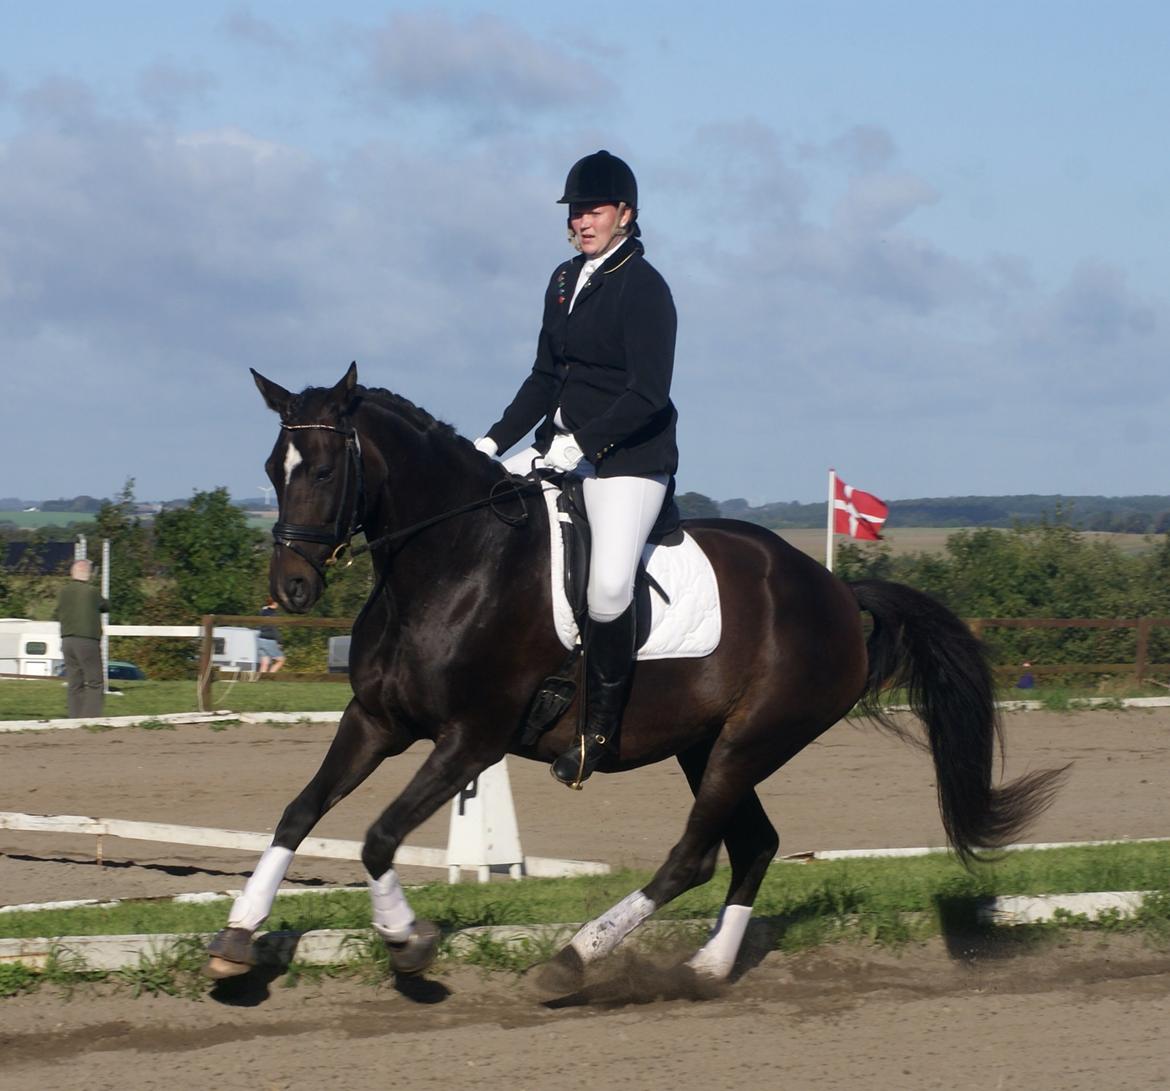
272, 420, 535, 580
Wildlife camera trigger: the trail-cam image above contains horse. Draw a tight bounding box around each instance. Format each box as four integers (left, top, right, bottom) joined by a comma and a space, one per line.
204, 363, 1064, 988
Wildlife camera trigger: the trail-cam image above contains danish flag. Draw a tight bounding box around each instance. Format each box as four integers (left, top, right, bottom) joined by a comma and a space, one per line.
833, 475, 889, 540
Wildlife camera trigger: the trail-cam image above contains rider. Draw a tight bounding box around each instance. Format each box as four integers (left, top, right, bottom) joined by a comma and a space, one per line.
474, 149, 679, 786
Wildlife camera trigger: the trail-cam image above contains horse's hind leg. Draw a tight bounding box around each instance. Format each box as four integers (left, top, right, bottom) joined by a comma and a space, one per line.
538, 737, 780, 992
205, 698, 407, 978
685, 789, 777, 979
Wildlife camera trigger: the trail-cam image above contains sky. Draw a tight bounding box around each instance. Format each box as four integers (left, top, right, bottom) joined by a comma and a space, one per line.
1, 1, 1167, 505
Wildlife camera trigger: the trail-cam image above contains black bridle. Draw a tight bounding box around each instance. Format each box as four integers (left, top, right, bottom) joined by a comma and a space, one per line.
272, 419, 538, 581
272, 421, 367, 580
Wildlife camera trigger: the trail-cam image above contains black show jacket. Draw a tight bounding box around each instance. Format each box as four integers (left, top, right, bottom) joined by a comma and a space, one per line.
486, 239, 679, 479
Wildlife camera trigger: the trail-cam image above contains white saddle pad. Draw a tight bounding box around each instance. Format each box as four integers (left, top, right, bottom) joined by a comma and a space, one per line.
540, 483, 721, 660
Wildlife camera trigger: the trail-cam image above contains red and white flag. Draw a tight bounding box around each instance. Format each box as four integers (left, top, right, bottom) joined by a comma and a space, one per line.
833, 475, 888, 540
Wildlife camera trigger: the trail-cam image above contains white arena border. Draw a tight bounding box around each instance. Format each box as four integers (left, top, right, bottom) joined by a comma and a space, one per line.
9, 692, 1170, 735
0, 890, 1159, 972
5, 694, 1170, 734
0, 811, 610, 881
0, 710, 346, 733
2, 836, 1165, 971
778, 834, 1170, 862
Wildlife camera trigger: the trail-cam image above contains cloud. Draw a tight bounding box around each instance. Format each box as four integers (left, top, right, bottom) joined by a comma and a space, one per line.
219, 6, 297, 53
137, 63, 216, 122
2, 74, 1167, 503
818, 124, 898, 173
833, 171, 939, 234
18, 76, 97, 130
356, 11, 615, 120
1054, 261, 1157, 346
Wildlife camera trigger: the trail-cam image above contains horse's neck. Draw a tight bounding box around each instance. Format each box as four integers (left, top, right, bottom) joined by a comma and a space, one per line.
359, 407, 543, 600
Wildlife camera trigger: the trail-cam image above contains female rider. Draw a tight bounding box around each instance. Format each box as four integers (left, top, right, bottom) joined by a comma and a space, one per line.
474, 150, 679, 787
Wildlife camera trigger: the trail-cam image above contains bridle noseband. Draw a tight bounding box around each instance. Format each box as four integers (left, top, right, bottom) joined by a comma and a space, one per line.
272, 421, 366, 579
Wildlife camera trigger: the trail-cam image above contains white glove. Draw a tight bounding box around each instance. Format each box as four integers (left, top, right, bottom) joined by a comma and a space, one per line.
544, 432, 584, 472
473, 436, 498, 458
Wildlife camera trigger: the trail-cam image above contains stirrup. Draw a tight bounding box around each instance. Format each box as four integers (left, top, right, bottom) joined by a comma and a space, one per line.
550, 733, 608, 790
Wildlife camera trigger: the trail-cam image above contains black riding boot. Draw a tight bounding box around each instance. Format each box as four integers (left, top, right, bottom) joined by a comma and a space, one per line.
551, 603, 636, 788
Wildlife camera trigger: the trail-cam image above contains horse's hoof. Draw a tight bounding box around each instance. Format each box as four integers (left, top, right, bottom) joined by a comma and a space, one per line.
203, 927, 256, 979
533, 945, 586, 995
385, 919, 440, 975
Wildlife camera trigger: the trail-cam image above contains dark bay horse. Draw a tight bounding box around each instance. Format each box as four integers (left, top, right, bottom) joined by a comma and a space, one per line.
205, 363, 1063, 987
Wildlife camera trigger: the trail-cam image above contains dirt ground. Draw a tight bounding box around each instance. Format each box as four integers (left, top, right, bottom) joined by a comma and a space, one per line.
1, 706, 1169, 1090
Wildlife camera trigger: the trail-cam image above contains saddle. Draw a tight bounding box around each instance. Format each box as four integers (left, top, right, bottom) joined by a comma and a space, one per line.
521, 477, 688, 746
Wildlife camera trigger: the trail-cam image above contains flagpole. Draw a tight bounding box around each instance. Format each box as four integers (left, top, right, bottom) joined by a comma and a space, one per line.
825, 468, 836, 571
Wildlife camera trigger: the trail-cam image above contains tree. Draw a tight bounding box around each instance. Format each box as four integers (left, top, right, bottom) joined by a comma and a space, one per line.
833, 541, 894, 582
94, 479, 148, 621
676, 492, 721, 519
0, 566, 26, 616
154, 488, 264, 617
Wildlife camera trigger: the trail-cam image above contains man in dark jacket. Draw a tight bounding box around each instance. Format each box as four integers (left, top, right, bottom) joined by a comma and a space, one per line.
54, 558, 108, 718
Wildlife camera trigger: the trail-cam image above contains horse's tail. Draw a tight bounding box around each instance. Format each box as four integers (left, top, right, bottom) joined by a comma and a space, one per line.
849, 579, 1066, 864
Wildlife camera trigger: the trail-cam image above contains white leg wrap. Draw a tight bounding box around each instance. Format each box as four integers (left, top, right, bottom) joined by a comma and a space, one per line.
686, 903, 753, 979
368, 867, 415, 943
227, 844, 294, 931
570, 891, 656, 963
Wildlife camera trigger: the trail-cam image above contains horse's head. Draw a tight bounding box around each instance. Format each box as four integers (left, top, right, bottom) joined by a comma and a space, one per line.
253, 362, 365, 613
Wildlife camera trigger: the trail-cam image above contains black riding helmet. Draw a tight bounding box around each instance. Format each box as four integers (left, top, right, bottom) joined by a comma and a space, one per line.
557, 150, 641, 240
558, 149, 637, 208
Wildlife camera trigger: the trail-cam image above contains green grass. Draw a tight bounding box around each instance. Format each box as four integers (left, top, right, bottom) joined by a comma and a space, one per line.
3, 844, 1167, 943
0, 510, 97, 529
0, 679, 348, 721
3, 846, 1167, 994
4, 675, 1165, 723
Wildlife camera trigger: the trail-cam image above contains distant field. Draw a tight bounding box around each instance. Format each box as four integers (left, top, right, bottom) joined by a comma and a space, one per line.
0, 510, 96, 529
0, 509, 278, 531
246, 510, 278, 530
777, 526, 1157, 561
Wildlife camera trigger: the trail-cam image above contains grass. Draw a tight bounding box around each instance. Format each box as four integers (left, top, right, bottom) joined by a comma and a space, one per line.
6, 674, 1168, 723
3, 844, 1167, 942
0, 679, 348, 721
2, 845, 1167, 995
0, 510, 97, 529
779, 526, 1161, 562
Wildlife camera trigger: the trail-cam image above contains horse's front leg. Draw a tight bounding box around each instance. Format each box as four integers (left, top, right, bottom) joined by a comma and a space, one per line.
361, 725, 503, 975
204, 698, 408, 979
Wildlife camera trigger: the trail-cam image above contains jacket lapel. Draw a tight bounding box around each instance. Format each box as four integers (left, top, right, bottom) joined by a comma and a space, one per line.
570, 239, 643, 313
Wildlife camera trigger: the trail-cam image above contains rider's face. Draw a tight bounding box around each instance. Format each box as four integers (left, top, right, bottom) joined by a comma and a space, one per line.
568, 203, 630, 257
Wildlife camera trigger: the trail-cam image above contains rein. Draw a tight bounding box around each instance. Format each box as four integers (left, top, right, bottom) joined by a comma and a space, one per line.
347, 476, 534, 564
272, 419, 543, 579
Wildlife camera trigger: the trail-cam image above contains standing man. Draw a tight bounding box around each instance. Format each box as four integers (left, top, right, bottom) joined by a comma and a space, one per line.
55, 559, 108, 718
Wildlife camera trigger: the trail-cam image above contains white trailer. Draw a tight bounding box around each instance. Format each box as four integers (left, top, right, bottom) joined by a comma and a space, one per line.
0, 619, 64, 677
210, 627, 260, 672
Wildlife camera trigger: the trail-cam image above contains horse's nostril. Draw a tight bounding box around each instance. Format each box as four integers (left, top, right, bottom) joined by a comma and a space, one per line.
284, 578, 308, 610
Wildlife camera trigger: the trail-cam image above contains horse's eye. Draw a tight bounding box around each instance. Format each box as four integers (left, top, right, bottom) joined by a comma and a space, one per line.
315, 467, 334, 483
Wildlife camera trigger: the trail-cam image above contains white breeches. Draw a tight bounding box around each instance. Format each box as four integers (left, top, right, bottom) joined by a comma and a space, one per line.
502, 446, 668, 623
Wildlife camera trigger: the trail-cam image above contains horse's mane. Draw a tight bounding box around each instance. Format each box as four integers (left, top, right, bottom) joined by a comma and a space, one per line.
288, 381, 467, 447
355, 385, 461, 441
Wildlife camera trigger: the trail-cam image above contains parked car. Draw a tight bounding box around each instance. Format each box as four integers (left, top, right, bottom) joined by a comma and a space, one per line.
108, 660, 147, 681
56, 659, 148, 681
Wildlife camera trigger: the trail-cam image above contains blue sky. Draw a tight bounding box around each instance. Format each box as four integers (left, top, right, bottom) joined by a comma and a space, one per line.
1, 2, 1167, 504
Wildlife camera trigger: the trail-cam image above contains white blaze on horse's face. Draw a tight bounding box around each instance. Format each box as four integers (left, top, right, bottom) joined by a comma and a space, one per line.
283, 440, 304, 487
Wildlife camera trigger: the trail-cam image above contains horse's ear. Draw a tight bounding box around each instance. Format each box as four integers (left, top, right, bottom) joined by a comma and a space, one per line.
335, 362, 358, 398
332, 361, 361, 414
252, 369, 292, 416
